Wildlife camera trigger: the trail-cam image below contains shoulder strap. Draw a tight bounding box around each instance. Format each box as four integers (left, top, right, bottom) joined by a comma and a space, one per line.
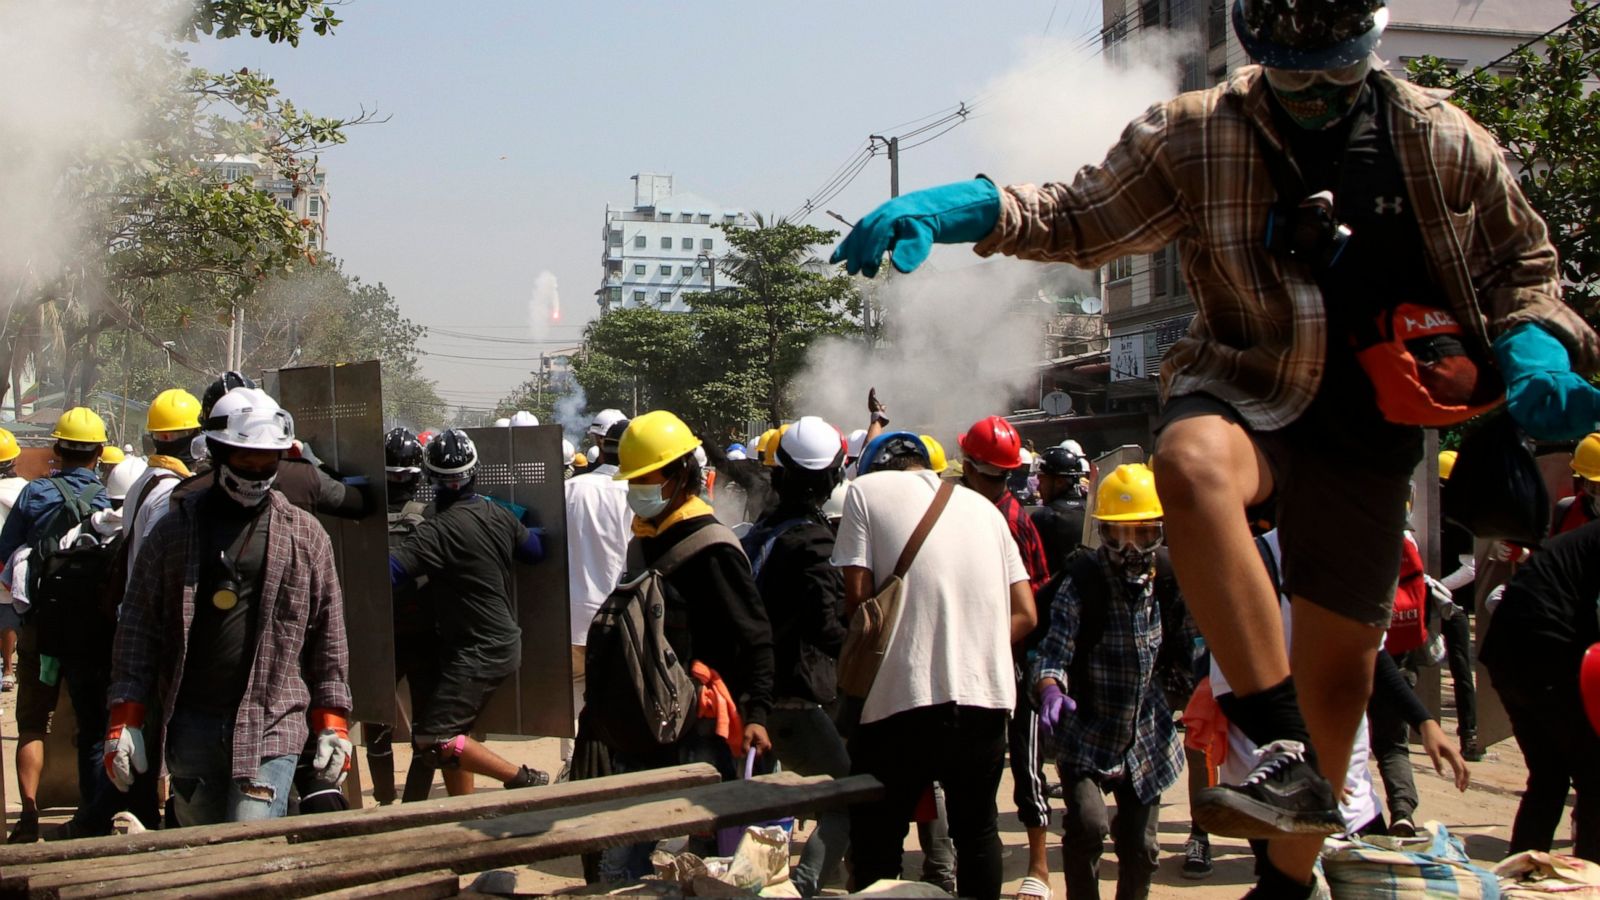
48, 478, 98, 525
892, 480, 954, 580
653, 522, 743, 577
747, 516, 811, 580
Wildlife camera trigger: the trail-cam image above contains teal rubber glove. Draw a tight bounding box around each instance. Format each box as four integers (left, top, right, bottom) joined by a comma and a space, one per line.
829, 178, 1001, 278
1493, 321, 1600, 440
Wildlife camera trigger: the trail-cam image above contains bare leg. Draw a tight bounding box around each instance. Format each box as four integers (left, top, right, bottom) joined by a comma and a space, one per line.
443, 768, 476, 796
14, 736, 43, 813
454, 737, 520, 782
1267, 599, 1385, 880
1025, 825, 1049, 884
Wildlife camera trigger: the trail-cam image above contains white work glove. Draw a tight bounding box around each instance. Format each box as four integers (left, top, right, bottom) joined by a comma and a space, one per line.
104, 702, 148, 793
309, 709, 353, 785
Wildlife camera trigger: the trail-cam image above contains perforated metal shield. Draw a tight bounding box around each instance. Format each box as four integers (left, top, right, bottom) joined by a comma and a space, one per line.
273, 361, 395, 725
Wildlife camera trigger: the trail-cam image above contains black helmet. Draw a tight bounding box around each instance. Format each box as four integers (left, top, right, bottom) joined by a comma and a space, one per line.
201, 371, 257, 419
385, 427, 423, 473
424, 428, 477, 480
1038, 446, 1089, 477
1233, 0, 1387, 70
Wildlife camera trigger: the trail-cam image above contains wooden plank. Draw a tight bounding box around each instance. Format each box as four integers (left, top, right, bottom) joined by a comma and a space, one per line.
301, 869, 458, 900
75, 773, 882, 900
0, 763, 718, 876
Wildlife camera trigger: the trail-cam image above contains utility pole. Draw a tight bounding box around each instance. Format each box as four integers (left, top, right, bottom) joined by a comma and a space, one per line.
869, 134, 900, 198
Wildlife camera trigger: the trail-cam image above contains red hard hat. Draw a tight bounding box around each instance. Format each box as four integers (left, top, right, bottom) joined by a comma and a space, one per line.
958, 415, 1023, 470
1583, 643, 1600, 738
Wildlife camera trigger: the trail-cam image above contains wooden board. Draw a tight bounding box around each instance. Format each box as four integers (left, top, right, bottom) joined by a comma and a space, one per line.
302, 870, 459, 900
62, 773, 882, 900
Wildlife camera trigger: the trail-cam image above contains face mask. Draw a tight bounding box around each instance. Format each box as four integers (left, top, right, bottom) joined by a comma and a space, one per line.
1266, 60, 1370, 130
628, 483, 671, 519
219, 462, 277, 507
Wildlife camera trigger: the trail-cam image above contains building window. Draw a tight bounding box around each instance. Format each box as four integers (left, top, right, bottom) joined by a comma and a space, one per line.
634, 264, 646, 275
607, 286, 622, 304
609, 229, 623, 247
1107, 256, 1134, 281
633, 290, 647, 303
659, 291, 672, 305
308, 198, 321, 216
634, 234, 646, 248
681, 237, 693, 250
280, 199, 295, 211
680, 213, 692, 223
724, 214, 736, 224
660, 236, 672, 249
659, 264, 672, 276
701, 238, 713, 250
658, 212, 671, 222
314, 173, 325, 186
681, 265, 694, 276
1208, 0, 1226, 47
696, 213, 711, 223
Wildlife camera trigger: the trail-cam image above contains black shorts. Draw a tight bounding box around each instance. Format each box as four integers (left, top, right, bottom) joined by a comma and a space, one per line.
410, 664, 506, 744
1156, 392, 1421, 628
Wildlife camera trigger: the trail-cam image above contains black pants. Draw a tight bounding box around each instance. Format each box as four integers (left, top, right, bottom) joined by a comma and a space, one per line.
1008, 683, 1050, 830
1368, 656, 1419, 823
1489, 664, 1600, 861
849, 704, 1007, 900
1061, 773, 1160, 900
1440, 611, 1476, 736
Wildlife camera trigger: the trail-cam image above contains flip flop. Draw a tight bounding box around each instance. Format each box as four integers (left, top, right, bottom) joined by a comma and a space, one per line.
1015, 875, 1051, 900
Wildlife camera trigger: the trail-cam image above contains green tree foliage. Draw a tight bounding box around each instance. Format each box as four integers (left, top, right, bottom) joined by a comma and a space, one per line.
572, 221, 858, 440
1410, 2, 1600, 320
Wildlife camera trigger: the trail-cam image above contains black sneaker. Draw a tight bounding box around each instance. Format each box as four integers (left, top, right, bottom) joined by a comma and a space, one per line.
1388, 816, 1417, 838
1193, 739, 1343, 838
1181, 834, 1213, 879
1460, 731, 1484, 762
503, 765, 550, 789
6, 814, 38, 845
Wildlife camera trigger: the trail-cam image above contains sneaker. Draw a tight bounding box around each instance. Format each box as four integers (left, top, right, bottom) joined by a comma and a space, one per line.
0, 674, 12, 692
6, 814, 38, 845
1460, 732, 1484, 762
503, 765, 550, 789
1388, 816, 1417, 838
1182, 834, 1214, 879
1193, 740, 1344, 839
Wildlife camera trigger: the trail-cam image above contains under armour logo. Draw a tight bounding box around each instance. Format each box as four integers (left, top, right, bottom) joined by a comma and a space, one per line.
1374, 196, 1405, 215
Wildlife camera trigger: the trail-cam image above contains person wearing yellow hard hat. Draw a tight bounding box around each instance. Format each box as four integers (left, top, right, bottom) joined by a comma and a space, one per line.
0, 426, 24, 697
97, 444, 127, 483
0, 408, 110, 843
919, 435, 948, 474
1031, 462, 1186, 900
605, 410, 775, 876
1433, 447, 1484, 762
755, 428, 779, 465
121, 388, 205, 578
1554, 432, 1600, 536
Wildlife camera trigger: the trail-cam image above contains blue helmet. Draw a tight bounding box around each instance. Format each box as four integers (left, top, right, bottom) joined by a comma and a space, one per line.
857, 430, 931, 477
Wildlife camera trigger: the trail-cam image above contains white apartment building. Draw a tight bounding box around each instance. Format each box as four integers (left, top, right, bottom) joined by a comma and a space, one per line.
208, 155, 331, 251
597, 173, 755, 313
1096, 0, 1574, 413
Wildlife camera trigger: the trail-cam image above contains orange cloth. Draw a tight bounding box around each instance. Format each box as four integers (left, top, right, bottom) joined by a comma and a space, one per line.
691, 660, 744, 757
1181, 677, 1229, 785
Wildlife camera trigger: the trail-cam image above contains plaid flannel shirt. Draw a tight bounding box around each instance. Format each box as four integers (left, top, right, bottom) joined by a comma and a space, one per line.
109, 490, 351, 780
975, 67, 1600, 432
1033, 555, 1181, 804
996, 489, 1050, 595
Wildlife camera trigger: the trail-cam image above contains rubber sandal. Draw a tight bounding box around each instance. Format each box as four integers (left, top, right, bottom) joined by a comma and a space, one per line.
1015, 875, 1052, 900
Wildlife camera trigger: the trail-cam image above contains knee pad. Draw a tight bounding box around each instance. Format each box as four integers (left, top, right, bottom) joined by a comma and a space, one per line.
413, 734, 467, 769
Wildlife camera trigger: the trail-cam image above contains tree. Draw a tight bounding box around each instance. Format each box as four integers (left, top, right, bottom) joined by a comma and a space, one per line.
1410, 2, 1600, 321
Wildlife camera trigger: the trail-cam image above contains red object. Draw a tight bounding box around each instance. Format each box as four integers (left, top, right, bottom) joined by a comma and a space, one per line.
957, 415, 1023, 470
310, 707, 352, 772
1582, 643, 1600, 738
1353, 302, 1503, 427
417, 430, 435, 446
1385, 537, 1429, 654
103, 701, 146, 781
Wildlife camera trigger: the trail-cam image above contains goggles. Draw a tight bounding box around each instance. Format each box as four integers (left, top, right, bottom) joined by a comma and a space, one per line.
1264, 55, 1373, 93
202, 408, 295, 451
1098, 520, 1165, 553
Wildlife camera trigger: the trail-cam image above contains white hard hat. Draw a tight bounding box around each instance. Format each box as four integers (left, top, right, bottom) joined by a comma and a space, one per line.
562, 438, 575, 466
845, 429, 868, 460
105, 458, 149, 501
493, 417, 512, 427
780, 416, 846, 471
822, 482, 848, 520
1018, 448, 1035, 467
585, 444, 599, 461
510, 411, 539, 426
726, 448, 748, 461
1058, 439, 1085, 456
587, 408, 627, 438
693, 445, 708, 468
203, 387, 295, 451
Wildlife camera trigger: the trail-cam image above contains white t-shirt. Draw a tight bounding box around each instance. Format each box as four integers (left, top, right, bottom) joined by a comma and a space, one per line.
0, 476, 26, 604
123, 467, 183, 585
830, 469, 1026, 725
564, 463, 634, 646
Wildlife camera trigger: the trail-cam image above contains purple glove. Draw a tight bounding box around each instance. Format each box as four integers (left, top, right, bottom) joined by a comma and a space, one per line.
1038, 682, 1076, 737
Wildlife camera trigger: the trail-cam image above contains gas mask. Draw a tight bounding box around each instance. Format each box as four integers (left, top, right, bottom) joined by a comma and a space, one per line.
1099, 520, 1165, 581
218, 462, 278, 507
1265, 56, 1372, 130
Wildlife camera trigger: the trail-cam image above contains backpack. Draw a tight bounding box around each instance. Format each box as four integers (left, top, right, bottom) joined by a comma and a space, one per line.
1386, 538, 1429, 655
28, 478, 120, 658
584, 523, 743, 756
1064, 547, 1195, 703
739, 516, 810, 583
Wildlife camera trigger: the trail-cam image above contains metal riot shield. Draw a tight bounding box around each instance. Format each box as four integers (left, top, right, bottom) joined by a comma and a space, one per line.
272, 361, 395, 725
1083, 444, 1147, 549
456, 424, 573, 739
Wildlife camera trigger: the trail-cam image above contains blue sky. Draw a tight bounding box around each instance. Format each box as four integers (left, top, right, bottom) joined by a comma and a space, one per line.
196, 1, 1104, 409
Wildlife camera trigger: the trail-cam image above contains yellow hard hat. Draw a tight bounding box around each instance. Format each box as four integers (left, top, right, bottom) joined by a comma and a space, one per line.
763, 424, 793, 468
0, 428, 18, 463
1573, 433, 1600, 481
572, 452, 588, 468
1438, 449, 1458, 482
1093, 463, 1163, 522
51, 407, 108, 446
614, 410, 702, 481
100, 445, 126, 465
756, 429, 778, 464
147, 388, 202, 433
920, 435, 948, 474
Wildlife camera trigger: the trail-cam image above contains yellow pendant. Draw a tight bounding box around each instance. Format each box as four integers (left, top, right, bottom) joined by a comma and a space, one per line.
212, 588, 239, 611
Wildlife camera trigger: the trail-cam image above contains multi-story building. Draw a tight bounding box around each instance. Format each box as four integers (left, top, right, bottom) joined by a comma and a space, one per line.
597, 173, 755, 313
1095, 0, 1575, 415
208, 155, 331, 251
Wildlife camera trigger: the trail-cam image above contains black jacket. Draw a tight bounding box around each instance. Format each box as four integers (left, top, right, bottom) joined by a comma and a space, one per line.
1030, 496, 1087, 572
640, 514, 777, 726
747, 507, 847, 706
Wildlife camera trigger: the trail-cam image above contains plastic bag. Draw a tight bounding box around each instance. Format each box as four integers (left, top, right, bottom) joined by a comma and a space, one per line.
1442, 414, 1549, 545
1321, 821, 1500, 899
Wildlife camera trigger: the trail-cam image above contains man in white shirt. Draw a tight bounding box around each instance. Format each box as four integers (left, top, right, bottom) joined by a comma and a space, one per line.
560, 417, 633, 770
0, 427, 26, 694
830, 430, 1035, 900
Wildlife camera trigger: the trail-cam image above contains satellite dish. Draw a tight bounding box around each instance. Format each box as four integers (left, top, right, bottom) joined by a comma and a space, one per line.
1080, 297, 1104, 315
1042, 391, 1074, 417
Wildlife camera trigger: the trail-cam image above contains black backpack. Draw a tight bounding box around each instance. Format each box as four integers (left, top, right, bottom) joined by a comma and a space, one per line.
584, 523, 744, 756
28, 478, 120, 659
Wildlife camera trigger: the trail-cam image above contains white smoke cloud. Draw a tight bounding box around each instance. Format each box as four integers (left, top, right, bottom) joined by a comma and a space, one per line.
791, 31, 1188, 444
